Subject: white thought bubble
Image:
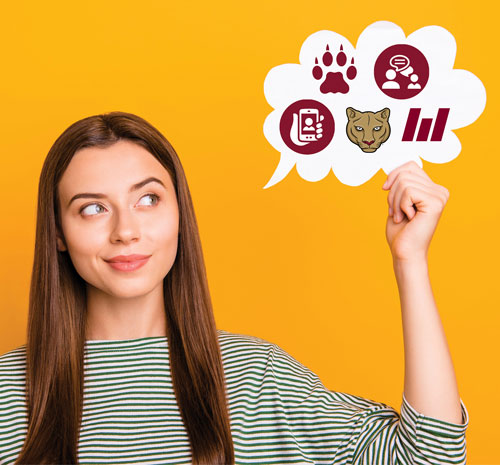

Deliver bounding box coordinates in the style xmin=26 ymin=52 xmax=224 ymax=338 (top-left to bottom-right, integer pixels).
xmin=262 ymin=21 xmax=486 ymax=188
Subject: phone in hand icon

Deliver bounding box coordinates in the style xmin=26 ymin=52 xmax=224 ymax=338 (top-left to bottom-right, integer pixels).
xmin=299 ymin=109 xmax=320 ymax=142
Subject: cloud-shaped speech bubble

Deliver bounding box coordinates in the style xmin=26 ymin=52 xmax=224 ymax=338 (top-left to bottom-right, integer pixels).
xmin=262 ymin=21 xmax=486 ymax=188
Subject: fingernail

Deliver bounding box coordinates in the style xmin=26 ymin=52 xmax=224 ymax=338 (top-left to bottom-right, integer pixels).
xmin=382 ymin=181 xmax=388 ymax=189
xmin=389 ymin=206 xmax=393 ymax=216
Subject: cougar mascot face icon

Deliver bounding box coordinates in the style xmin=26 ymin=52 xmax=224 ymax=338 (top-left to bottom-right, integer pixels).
xmin=346 ymin=107 xmax=391 ymax=153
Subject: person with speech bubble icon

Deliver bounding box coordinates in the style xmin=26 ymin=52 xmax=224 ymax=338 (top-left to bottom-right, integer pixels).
xmin=0 ymin=113 xmax=468 ymax=464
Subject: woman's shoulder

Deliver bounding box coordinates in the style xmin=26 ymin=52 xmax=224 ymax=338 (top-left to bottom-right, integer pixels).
xmin=216 ymin=329 xmax=280 ymax=370
xmin=0 ymin=344 xmax=27 ymax=386
xmin=216 ymin=328 xmax=310 ymax=365
xmin=0 ymin=344 xmax=27 ymax=431
xmin=0 ymin=344 xmax=26 ymax=369
xmin=216 ymin=329 xmax=317 ymax=381
xmin=216 ymin=329 xmax=279 ymax=357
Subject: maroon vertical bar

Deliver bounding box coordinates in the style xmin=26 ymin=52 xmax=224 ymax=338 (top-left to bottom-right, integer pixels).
xmin=430 ymin=108 xmax=450 ymax=141
xmin=402 ymin=108 xmax=421 ymax=141
xmin=416 ymin=119 xmax=432 ymax=141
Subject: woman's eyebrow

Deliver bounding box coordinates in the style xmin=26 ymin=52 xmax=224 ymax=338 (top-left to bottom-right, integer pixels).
xmin=67 ymin=177 xmax=166 ymax=207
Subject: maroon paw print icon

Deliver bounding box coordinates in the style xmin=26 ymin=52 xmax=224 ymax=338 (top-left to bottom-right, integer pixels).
xmin=312 ymin=44 xmax=357 ymax=94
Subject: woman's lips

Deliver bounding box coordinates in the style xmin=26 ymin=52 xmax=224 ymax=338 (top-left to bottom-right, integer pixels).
xmin=106 ymin=256 xmax=150 ymax=272
xmin=106 ymin=254 xmax=150 ymax=262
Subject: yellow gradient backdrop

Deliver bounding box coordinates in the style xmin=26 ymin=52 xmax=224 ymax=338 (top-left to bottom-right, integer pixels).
xmin=0 ymin=1 xmax=497 ymax=463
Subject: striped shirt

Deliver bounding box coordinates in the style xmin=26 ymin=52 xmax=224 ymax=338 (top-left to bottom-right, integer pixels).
xmin=0 ymin=329 xmax=469 ymax=464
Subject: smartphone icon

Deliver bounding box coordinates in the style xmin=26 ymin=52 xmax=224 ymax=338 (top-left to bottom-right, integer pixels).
xmin=299 ymin=108 xmax=319 ymax=142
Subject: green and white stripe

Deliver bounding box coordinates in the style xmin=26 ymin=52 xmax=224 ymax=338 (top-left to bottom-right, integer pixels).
xmin=0 ymin=330 xmax=469 ymax=464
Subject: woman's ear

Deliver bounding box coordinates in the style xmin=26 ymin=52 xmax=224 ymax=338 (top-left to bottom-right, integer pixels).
xmin=56 ymin=231 xmax=67 ymax=252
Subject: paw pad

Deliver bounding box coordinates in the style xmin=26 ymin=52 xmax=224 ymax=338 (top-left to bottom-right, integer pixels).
xmin=312 ymin=44 xmax=357 ymax=94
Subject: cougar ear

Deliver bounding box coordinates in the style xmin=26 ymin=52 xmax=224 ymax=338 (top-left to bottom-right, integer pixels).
xmin=346 ymin=107 xmax=357 ymax=120
xmin=379 ymin=108 xmax=390 ymax=120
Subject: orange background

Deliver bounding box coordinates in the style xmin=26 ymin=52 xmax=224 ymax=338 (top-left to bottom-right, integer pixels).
xmin=0 ymin=1 xmax=498 ymax=463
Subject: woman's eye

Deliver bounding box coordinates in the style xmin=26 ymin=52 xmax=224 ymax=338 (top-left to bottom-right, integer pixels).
xmin=138 ymin=193 xmax=160 ymax=206
xmin=81 ymin=204 xmax=105 ymax=216
xmin=80 ymin=194 xmax=159 ymax=217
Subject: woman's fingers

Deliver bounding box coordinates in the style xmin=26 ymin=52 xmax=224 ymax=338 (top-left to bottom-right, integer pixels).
xmin=388 ymin=174 xmax=435 ymax=222
xmin=398 ymin=186 xmax=428 ymax=222
xmin=383 ymin=161 xmax=433 ymax=191
xmin=383 ymin=162 xmax=450 ymax=223
xmin=389 ymin=175 xmax=449 ymax=223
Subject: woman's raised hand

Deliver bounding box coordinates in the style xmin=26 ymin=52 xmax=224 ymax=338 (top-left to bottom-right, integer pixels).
xmin=382 ymin=161 xmax=450 ymax=262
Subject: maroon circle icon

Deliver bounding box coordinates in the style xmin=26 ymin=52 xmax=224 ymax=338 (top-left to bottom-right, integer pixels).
xmin=279 ymin=100 xmax=334 ymax=155
xmin=374 ymin=44 xmax=429 ymax=99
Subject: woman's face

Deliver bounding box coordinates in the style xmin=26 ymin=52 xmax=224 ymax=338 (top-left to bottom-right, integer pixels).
xmin=56 ymin=139 xmax=179 ymax=299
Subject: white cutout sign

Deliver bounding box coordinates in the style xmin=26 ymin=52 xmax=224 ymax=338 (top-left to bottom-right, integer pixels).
xmin=263 ymin=21 xmax=486 ymax=188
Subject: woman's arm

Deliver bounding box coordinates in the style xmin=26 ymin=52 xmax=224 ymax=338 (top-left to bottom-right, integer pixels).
xmin=394 ymin=258 xmax=463 ymax=424
xmin=383 ymin=161 xmax=463 ymax=425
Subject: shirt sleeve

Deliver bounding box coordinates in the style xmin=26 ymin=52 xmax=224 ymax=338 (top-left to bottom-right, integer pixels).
xmin=267 ymin=342 xmax=469 ymax=465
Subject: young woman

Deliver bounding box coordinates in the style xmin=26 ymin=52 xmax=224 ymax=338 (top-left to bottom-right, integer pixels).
xmin=0 ymin=111 xmax=468 ymax=464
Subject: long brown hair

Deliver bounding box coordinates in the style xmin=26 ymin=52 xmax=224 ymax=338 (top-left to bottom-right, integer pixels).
xmin=15 ymin=111 xmax=235 ymax=464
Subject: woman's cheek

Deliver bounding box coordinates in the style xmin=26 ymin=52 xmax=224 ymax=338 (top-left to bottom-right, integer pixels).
xmin=152 ymin=216 xmax=179 ymax=269
xmin=149 ymin=207 xmax=178 ymax=239
xmin=64 ymin=223 xmax=105 ymax=273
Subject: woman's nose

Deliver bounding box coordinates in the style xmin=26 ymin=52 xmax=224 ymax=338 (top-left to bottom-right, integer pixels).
xmin=109 ymin=208 xmax=141 ymax=244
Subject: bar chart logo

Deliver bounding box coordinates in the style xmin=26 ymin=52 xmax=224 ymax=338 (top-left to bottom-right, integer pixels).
xmin=402 ymin=108 xmax=450 ymax=142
